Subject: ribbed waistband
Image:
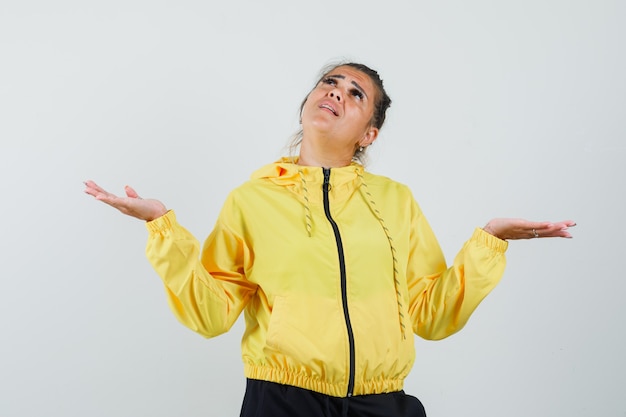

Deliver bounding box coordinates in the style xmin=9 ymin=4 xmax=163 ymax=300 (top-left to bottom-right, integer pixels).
xmin=244 ymin=364 xmax=405 ymax=397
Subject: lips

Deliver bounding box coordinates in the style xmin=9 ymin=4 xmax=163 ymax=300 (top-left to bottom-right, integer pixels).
xmin=319 ymin=101 xmax=338 ymax=116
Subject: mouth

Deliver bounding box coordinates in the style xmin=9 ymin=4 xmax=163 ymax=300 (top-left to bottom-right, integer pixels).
xmin=319 ymin=103 xmax=338 ymax=116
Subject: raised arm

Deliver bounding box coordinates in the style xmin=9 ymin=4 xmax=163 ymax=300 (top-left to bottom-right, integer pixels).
xmin=407 ymin=199 xmax=576 ymax=341
xmin=84 ymin=180 xmax=255 ymax=337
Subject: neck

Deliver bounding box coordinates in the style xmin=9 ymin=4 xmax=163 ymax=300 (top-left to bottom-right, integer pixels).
xmin=298 ymin=136 xmax=355 ymax=168
xmin=298 ymin=150 xmax=353 ymax=168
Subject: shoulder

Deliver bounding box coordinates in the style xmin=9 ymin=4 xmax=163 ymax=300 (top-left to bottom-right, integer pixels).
xmin=223 ymin=178 xmax=267 ymax=205
xmin=361 ymin=170 xmax=425 ymax=215
xmin=222 ymin=172 xmax=293 ymax=213
xmin=362 ymin=171 xmax=413 ymax=195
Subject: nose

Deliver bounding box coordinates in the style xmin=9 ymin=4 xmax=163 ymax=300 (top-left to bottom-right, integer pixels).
xmin=328 ymin=90 xmax=342 ymax=102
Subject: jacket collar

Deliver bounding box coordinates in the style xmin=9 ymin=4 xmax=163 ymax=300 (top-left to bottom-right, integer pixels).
xmin=251 ymin=157 xmax=364 ymax=188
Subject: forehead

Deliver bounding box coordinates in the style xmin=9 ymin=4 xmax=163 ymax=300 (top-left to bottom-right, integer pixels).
xmin=325 ymin=66 xmax=376 ymax=95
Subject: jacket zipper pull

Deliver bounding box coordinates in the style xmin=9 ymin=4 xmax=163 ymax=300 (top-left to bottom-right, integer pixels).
xmin=322 ymin=167 xmax=331 ymax=192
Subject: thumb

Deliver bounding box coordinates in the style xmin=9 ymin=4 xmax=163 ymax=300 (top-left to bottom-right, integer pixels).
xmin=124 ymin=185 xmax=140 ymax=199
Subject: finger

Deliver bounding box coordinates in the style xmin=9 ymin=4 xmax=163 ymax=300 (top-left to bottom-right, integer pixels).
xmin=537 ymin=220 xmax=576 ymax=231
xmin=523 ymin=223 xmax=550 ymax=238
xmin=516 ymin=221 xmax=552 ymax=233
xmin=84 ymin=180 xmax=107 ymax=194
xmin=84 ymin=186 xmax=110 ymax=199
xmin=124 ymin=185 xmax=140 ymax=199
xmin=531 ymin=222 xmax=554 ymax=231
xmin=546 ymin=222 xmax=576 ymax=234
xmin=96 ymin=193 xmax=124 ymax=207
xmin=84 ymin=186 xmax=99 ymax=198
xmin=84 ymin=180 xmax=116 ymax=200
xmin=536 ymin=225 xmax=570 ymax=237
xmin=83 ymin=180 xmax=100 ymax=197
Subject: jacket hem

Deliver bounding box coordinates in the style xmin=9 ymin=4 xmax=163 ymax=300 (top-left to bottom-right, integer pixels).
xmin=244 ymin=364 xmax=404 ymax=398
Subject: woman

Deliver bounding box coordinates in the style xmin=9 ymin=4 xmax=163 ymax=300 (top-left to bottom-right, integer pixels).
xmin=84 ymin=62 xmax=574 ymax=417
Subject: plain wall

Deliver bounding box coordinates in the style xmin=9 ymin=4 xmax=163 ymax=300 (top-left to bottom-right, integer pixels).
xmin=1 ymin=1 xmax=624 ymax=416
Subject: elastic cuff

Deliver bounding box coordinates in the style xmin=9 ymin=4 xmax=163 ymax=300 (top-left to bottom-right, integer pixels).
xmin=145 ymin=210 xmax=176 ymax=234
xmin=473 ymin=227 xmax=509 ymax=253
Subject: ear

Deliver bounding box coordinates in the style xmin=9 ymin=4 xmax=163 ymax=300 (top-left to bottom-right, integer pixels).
xmin=359 ymin=126 xmax=379 ymax=147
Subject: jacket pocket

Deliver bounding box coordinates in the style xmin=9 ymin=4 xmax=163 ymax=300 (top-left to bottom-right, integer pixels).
xmin=265 ymin=295 xmax=346 ymax=374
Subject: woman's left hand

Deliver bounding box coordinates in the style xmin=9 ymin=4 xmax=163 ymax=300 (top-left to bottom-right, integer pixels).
xmin=482 ymin=218 xmax=576 ymax=240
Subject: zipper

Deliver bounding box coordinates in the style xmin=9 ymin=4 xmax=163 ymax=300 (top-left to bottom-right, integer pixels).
xmin=322 ymin=167 xmax=356 ymax=397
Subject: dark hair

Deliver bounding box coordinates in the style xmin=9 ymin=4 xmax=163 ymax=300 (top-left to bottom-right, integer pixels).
xmin=289 ymin=62 xmax=392 ymax=164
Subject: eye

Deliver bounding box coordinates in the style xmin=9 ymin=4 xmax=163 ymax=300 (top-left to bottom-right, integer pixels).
xmin=321 ymin=77 xmax=337 ymax=86
xmin=350 ymin=89 xmax=364 ymax=101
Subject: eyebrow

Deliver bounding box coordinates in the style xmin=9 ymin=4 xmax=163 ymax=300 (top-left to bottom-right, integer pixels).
xmin=327 ymin=74 xmax=368 ymax=99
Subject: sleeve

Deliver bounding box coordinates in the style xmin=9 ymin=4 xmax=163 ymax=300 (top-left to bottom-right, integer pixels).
xmin=145 ymin=209 xmax=257 ymax=338
xmin=406 ymin=199 xmax=508 ymax=340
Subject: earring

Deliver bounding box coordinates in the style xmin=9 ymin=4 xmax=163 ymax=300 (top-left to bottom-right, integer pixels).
xmin=359 ymin=146 xmax=364 ymax=152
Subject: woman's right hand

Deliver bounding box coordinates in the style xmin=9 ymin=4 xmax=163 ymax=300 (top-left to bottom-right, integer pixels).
xmin=84 ymin=180 xmax=168 ymax=222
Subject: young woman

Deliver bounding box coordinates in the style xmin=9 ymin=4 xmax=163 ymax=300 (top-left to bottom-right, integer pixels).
xmin=85 ymin=62 xmax=574 ymax=417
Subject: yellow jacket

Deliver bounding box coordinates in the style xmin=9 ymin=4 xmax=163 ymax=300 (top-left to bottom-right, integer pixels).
xmin=145 ymin=158 xmax=508 ymax=397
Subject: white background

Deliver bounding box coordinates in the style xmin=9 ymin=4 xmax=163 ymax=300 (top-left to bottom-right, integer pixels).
xmin=1 ymin=1 xmax=624 ymax=416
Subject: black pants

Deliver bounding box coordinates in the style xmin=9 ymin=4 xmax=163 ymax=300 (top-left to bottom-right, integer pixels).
xmin=240 ymin=379 xmax=427 ymax=417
